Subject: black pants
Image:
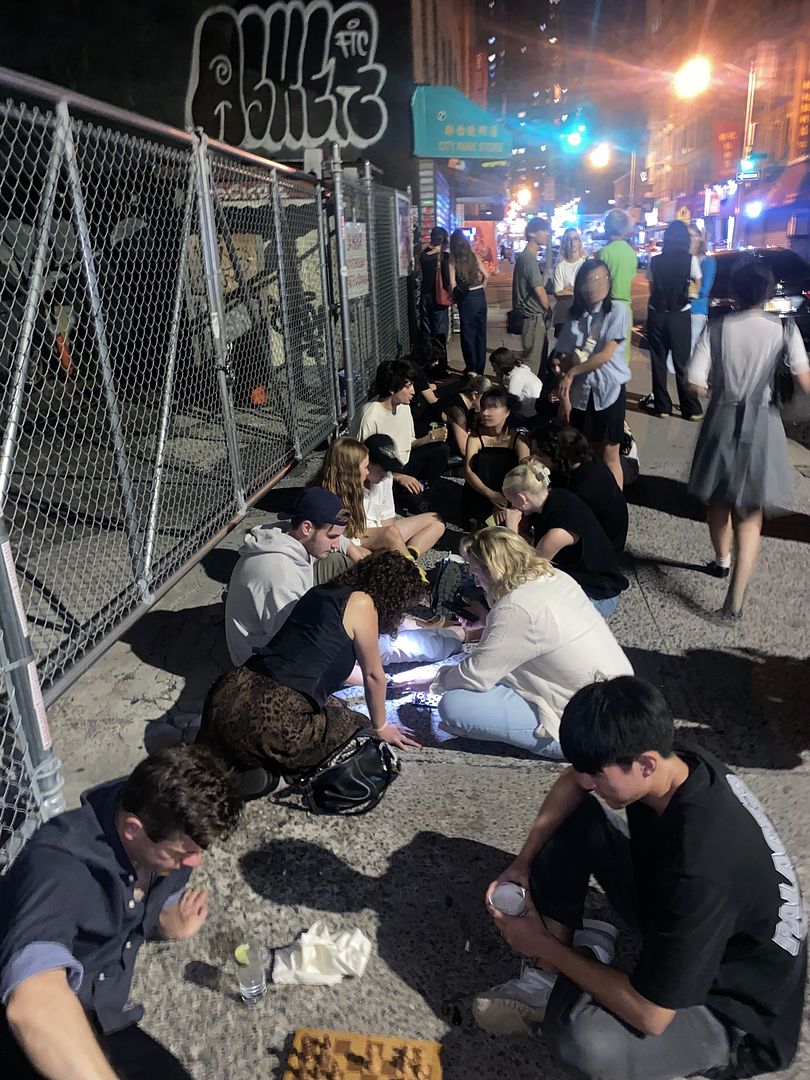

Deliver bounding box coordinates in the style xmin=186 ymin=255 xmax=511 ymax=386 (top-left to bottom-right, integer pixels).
xmin=532 ymin=797 xmax=731 ymax=1080
xmin=646 ymin=308 xmax=702 ymax=419
xmin=0 ymin=1017 xmax=192 ymax=1080
xmin=394 ymin=441 xmax=450 ymax=514
xmin=456 ymin=288 xmax=487 ymax=374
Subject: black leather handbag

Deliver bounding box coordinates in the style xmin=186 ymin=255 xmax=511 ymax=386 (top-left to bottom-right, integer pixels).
xmin=280 ymin=730 xmax=401 ymax=815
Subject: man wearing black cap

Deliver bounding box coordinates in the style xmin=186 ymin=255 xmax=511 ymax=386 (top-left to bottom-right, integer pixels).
xmin=512 ymin=218 xmax=551 ymax=376
xmin=225 ymin=488 xmax=351 ymax=666
xmin=363 ymin=435 xmax=446 ymax=558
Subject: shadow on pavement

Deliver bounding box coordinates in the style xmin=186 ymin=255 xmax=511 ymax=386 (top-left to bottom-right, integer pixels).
xmin=627 ymin=644 xmax=809 ymax=770
xmin=240 ymin=832 xmax=557 ymax=1080
xmin=624 ymin=475 xmax=704 ymax=521
xmin=201 ymin=548 xmax=239 ymax=585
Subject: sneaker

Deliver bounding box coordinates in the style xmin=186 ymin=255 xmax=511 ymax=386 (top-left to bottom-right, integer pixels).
xmin=684 ymin=412 xmax=704 ymax=422
xmin=431 ymin=557 xmax=464 ymax=618
xmin=573 ymin=919 xmax=618 ymax=964
xmin=705 ymin=560 xmax=730 ymax=579
xmin=473 ymin=961 xmax=558 ymax=1034
xmin=641 ymin=400 xmax=671 ymax=418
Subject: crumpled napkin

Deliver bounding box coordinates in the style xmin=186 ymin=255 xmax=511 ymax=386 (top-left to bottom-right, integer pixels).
xmin=271 ymin=920 xmax=372 ymax=985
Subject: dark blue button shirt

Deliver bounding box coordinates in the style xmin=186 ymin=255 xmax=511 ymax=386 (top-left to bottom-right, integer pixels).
xmin=0 ymin=779 xmax=190 ymax=1033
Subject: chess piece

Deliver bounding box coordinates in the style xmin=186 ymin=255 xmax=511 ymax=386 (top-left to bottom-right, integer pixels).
xmin=365 ymin=1041 xmax=383 ymax=1074
xmin=317 ymin=1036 xmax=336 ymax=1072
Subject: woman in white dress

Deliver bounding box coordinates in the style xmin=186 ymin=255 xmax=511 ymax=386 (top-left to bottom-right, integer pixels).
xmin=552 ymin=228 xmax=586 ymax=338
xmin=687 ymin=260 xmax=810 ymax=616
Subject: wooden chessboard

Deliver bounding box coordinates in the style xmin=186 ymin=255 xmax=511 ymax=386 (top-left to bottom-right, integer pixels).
xmin=283 ymin=1026 xmax=442 ymax=1080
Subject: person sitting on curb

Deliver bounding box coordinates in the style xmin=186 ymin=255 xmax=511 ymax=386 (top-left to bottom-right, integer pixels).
xmin=0 ymin=746 xmax=241 ymax=1080
xmin=349 ymin=359 xmax=451 ymax=514
xmin=530 ymin=420 xmax=628 ymax=552
xmin=200 ymin=553 xmax=432 ymax=793
xmin=474 ymin=676 xmax=807 ymax=1080
xmin=395 ymin=528 xmax=632 ymax=757
xmin=225 ymin=488 xmax=464 ymax=674
xmin=502 ymin=460 xmax=628 ymax=618
xmin=489 ymin=347 xmax=544 ymax=428
xmin=312 ymin=436 xmax=446 ymax=559
xmin=225 ymin=487 xmax=352 ymax=667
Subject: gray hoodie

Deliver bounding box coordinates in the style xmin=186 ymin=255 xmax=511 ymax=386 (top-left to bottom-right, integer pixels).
xmin=224 ymin=525 xmax=314 ymax=666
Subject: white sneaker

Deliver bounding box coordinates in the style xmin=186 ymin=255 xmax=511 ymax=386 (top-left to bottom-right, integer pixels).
xmin=472 ymin=961 xmax=558 ymax=1035
xmin=573 ymin=918 xmax=618 ymax=965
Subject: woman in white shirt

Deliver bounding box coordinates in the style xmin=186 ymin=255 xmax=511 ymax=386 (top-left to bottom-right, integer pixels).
xmin=687 ymin=259 xmax=810 ymax=616
xmin=552 ymin=227 xmax=586 ymax=337
xmin=428 ymin=528 xmax=633 ymax=757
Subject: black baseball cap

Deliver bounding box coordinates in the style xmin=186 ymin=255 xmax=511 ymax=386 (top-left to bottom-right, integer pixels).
xmin=364 ymin=434 xmax=406 ymax=473
xmin=281 ymin=487 xmax=350 ymax=526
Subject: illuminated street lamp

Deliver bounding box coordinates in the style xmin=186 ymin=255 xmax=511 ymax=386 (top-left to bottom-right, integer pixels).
xmin=673 ymin=56 xmax=712 ymax=99
xmin=515 ymin=187 xmax=532 ymax=207
xmin=589 ymin=142 xmax=611 ymax=169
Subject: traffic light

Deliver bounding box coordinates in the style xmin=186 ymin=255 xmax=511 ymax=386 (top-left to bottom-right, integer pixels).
xmin=561 ymin=122 xmax=588 ymax=150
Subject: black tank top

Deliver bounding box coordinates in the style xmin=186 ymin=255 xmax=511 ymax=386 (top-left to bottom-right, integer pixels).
xmin=248 ymin=583 xmax=356 ymax=708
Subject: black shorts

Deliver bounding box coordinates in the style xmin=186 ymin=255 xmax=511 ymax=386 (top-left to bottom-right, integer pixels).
xmin=571 ymin=387 xmax=625 ymax=445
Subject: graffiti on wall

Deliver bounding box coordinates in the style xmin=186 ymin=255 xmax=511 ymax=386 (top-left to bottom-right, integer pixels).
xmin=185 ymin=1 xmax=389 ymax=155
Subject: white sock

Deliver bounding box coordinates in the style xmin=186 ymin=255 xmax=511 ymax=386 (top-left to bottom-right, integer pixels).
xmin=715 ymin=554 xmax=731 ymax=568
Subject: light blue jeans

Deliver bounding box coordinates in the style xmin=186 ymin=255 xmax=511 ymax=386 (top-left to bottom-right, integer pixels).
xmin=591 ymin=595 xmax=620 ymax=618
xmin=438 ymin=685 xmax=566 ymax=759
xmin=379 ymin=629 xmax=462 ymax=665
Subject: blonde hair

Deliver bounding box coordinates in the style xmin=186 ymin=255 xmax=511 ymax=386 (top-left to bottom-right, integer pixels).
xmin=688 ymin=224 xmax=707 ymax=257
xmin=311 ymin=437 xmax=367 ymax=538
xmin=468 ymin=374 xmax=493 ymax=396
xmin=502 ymin=459 xmax=551 ymax=499
xmin=460 ymin=526 xmax=554 ymax=602
xmin=561 ymin=228 xmax=584 ymax=262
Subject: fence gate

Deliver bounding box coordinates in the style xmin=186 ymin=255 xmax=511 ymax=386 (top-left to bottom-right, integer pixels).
xmin=0 ymin=69 xmax=411 ymax=867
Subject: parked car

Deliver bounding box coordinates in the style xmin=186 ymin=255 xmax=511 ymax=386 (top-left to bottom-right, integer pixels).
xmin=709 ymin=247 xmax=810 ymax=349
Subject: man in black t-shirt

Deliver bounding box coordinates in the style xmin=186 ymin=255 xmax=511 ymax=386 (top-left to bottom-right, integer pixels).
xmin=475 ymin=676 xmax=807 ymax=1080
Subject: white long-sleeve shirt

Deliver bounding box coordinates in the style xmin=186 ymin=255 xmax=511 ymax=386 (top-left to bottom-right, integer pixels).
xmin=432 ymin=571 xmax=633 ymax=739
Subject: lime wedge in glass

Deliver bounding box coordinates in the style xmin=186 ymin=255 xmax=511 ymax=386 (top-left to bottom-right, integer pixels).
xmin=234 ymin=943 xmax=251 ymax=966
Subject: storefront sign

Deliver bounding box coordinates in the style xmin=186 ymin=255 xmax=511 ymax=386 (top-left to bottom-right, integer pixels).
xmin=344 ymin=222 xmax=369 ymax=299
xmin=712 ymin=122 xmax=742 ymax=183
xmin=411 ymin=86 xmax=511 ymax=159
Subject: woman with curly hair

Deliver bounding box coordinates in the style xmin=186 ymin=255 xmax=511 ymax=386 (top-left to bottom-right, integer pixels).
xmin=312 ymin=436 xmax=445 ymax=557
xmin=198 ymin=552 xmax=427 ymax=793
xmin=402 ymin=527 xmax=631 ymax=757
xmin=530 ymin=420 xmax=628 ymax=552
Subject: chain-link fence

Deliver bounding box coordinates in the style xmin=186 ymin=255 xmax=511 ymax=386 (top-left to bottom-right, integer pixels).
xmin=0 ymin=69 xmax=412 ymax=867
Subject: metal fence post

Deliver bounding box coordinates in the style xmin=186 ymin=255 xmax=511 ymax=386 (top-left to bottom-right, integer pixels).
xmin=0 ymin=107 xmax=67 ymax=511
xmin=193 ymin=133 xmax=246 ymax=513
xmin=140 ymin=163 xmax=196 ymax=588
xmin=362 ymin=161 xmax=381 ymax=364
xmin=59 ymin=102 xmax=147 ymax=597
xmin=270 ymin=170 xmax=302 ymax=460
xmin=330 ymin=143 xmax=356 ymax=420
xmin=0 ymin=512 xmax=65 ymax=821
xmin=390 ymin=189 xmax=407 ymax=356
xmin=315 ymin=177 xmax=340 ymax=429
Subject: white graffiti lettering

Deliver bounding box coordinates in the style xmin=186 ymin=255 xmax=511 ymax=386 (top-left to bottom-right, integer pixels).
xmin=726 ymin=774 xmax=808 ymax=957
xmin=185 ymin=1 xmax=388 ymax=155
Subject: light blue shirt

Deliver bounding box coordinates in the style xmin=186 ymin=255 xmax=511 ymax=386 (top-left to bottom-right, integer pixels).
xmin=555 ymin=301 xmax=631 ymax=411
xmin=690 ymin=255 xmax=716 ymax=316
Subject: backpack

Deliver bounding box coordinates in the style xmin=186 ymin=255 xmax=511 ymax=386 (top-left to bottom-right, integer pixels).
xmin=276 ymin=729 xmax=400 ymax=815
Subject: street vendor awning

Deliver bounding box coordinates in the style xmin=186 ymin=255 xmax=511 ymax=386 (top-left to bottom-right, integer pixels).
xmin=411 ymin=86 xmax=511 ymax=160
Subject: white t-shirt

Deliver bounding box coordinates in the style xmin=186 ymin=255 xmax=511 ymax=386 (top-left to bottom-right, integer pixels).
xmin=553 ymin=256 xmax=586 ymax=294
xmin=349 ymin=400 xmax=414 ymax=465
xmin=363 ymin=473 xmax=396 ymax=528
xmin=688 ymin=310 xmax=810 ymax=405
xmin=506 ymin=365 xmax=544 ymax=418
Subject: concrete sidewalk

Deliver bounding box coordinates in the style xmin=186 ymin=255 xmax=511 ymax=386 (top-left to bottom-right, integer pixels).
xmin=46 ymin=342 xmax=810 ymax=1079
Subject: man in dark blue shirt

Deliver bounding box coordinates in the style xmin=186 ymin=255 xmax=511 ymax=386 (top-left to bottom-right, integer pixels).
xmin=0 ymin=746 xmax=241 ymax=1080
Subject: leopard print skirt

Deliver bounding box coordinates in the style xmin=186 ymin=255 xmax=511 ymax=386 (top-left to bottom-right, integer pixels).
xmin=198 ymin=665 xmax=364 ymax=778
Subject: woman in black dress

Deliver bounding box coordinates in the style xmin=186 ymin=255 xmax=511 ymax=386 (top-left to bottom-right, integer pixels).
xmin=462 ymin=387 xmax=530 ymax=528
xmin=198 ymin=553 xmax=425 ymax=793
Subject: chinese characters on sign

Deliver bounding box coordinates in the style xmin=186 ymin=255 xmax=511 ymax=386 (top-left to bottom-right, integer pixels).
xmin=712 ymin=121 xmax=742 ymax=181
xmin=797 ymin=76 xmax=810 ymax=158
